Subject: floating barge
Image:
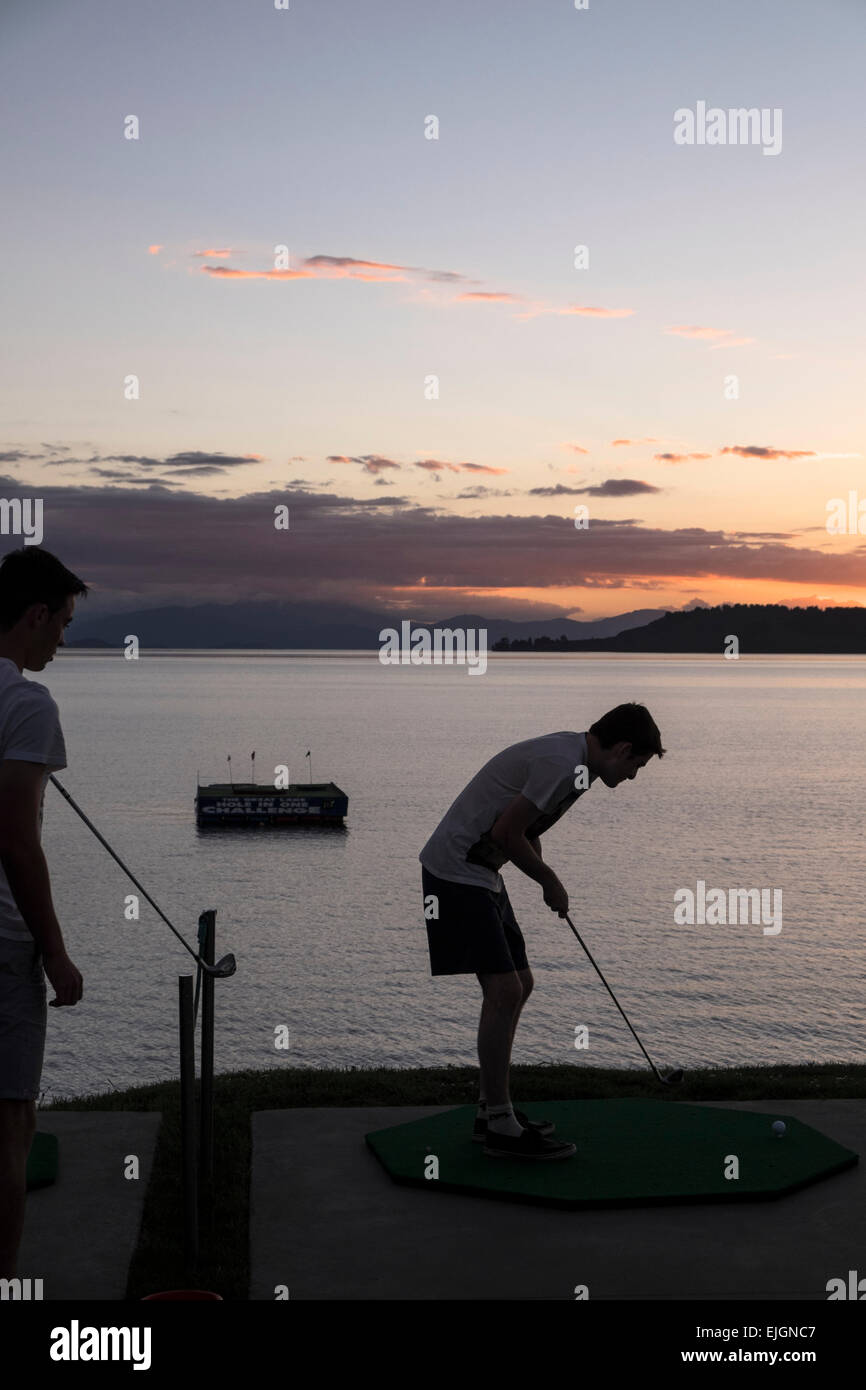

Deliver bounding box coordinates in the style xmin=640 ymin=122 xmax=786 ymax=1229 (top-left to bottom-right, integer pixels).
xmin=195 ymin=781 xmax=348 ymax=828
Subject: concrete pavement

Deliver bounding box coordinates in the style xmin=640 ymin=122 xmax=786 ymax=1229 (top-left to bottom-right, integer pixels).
xmin=249 ymin=1100 xmax=864 ymax=1300
xmin=13 ymin=1112 xmax=161 ymax=1300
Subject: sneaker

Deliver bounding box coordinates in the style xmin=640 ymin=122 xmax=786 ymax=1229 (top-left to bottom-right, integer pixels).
xmin=483 ymin=1126 xmax=576 ymax=1161
xmin=472 ymin=1108 xmax=555 ymax=1143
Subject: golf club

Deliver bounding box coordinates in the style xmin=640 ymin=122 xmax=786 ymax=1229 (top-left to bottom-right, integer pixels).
xmin=49 ymin=774 xmax=237 ymax=978
xmin=564 ymin=912 xmax=681 ymax=1087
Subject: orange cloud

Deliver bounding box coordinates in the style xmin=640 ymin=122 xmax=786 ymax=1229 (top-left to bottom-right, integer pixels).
xmin=530 ymin=479 xmax=661 ymax=498
xmin=654 ymin=452 xmax=712 ymax=463
xmin=456 ymin=291 xmax=521 ymax=303
xmin=303 ymin=255 xmax=408 ymax=281
xmin=561 ymin=443 xmax=591 ymax=454
xmin=200 ymin=255 xmax=415 ymax=284
xmin=612 ymin=438 xmax=659 ymax=446
xmin=457 ymin=462 xmax=509 ymax=475
xmin=182 ymin=247 xmax=642 ymax=319
xmin=665 ymin=325 xmax=756 ymax=348
xmin=326 ymin=453 xmax=509 ymax=477
xmin=197 ymin=253 xmax=475 ymax=286
xmin=414 ymin=459 xmax=509 ymax=475
xmin=720 ymin=446 xmax=817 ymax=460
xmin=558 ymin=305 xmax=634 ymax=318
xmin=148 ymin=244 xmax=164 ymax=255
xmin=201 ymin=265 xmax=312 ymax=281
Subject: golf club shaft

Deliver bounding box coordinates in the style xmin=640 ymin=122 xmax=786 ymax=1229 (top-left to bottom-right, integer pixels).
xmin=49 ymin=773 xmax=208 ymax=972
xmin=564 ymin=912 xmax=665 ymax=1082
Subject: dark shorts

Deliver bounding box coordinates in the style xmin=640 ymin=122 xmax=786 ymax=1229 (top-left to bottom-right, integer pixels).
xmin=421 ymin=865 xmax=529 ymax=976
xmin=0 ymin=940 xmax=47 ymax=1101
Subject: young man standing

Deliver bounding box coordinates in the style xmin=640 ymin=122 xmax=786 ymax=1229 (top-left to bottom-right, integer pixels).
xmin=420 ymin=703 xmax=664 ymax=1161
xmin=0 ymin=547 xmax=88 ymax=1277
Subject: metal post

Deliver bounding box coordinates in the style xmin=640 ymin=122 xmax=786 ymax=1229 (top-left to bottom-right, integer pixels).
xmin=198 ymin=910 xmax=216 ymax=1217
xmin=179 ymin=975 xmax=198 ymax=1267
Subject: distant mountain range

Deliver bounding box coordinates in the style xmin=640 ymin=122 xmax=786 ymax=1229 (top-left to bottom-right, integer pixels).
xmin=67 ymin=600 xmax=670 ymax=649
xmin=495 ymin=604 xmax=866 ymax=653
xmin=67 ymin=599 xmax=866 ymax=653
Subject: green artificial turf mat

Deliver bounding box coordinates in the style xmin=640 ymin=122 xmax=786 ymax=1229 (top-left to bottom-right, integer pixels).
xmin=365 ymin=1101 xmax=858 ymax=1209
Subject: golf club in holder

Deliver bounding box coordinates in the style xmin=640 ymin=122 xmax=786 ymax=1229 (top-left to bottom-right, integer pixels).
xmin=180 ymin=908 xmax=226 ymax=1267
xmin=49 ymin=776 xmax=237 ymax=1266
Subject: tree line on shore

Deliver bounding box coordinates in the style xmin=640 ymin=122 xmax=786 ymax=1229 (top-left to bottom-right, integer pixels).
xmin=492 ymin=604 xmax=866 ymax=653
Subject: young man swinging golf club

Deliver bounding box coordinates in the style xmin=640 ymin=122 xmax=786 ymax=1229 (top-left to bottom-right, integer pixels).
xmin=420 ymin=703 xmax=665 ymax=1161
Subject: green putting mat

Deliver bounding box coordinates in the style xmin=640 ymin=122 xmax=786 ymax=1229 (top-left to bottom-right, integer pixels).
xmin=365 ymin=1101 xmax=858 ymax=1209
xmin=26 ymin=1130 xmax=59 ymax=1190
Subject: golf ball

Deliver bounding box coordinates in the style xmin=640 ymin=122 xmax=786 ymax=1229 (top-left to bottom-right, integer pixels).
xmin=772 ymin=1120 xmax=786 ymax=1138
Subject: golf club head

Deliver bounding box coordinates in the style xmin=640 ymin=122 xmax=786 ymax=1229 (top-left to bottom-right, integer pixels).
xmin=663 ymin=1068 xmax=684 ymax=1086
xmin=209 ymin=953 xmax=237 ymax=978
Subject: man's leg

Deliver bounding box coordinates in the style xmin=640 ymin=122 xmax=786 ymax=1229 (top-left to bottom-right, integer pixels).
xmin=509 ymin=967 xmax=533 ymax=1048
xmin=0 ymin=1099 xmax=36 ymax=1278
xmin=476 ymin=970 xmax=524 ymax=1108
xmin=477 ymin=967 xmax=533 ymax=1104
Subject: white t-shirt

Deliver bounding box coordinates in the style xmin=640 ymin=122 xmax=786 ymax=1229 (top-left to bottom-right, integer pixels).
xmin=419 ymin=730 xmax=591 ymax=891
xmin=0 ymin=656 xmax=67 ymax=944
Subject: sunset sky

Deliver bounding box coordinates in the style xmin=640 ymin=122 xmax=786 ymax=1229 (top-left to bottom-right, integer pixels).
xmin=2 ymin=0 xmax=865 ymax=621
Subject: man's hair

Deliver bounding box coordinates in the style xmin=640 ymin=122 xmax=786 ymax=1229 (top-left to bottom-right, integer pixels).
xmin=0 ymin=547 xmax=89 ymax=633
xmin=589 ymin=702 xmax=665 ymax=758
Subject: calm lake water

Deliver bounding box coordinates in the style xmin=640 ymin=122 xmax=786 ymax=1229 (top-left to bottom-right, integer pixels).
xmin=31 ymin=652 xmax=866 ymax=1101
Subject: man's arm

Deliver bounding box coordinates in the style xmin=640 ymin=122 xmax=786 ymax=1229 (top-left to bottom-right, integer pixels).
xmin=0 ymin=760 xmax=82 ymax=1003
xmin=489 ymin=794 xmax=567 ymax=914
